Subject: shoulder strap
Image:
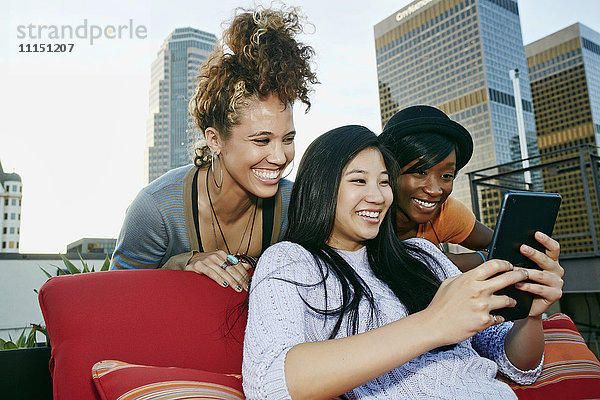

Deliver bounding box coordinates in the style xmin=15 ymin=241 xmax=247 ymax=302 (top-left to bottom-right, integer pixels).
xmin=261 ymin=195 xmax=275 ymax=252
xmin=191 ymin=168 xmax=204 ymax=252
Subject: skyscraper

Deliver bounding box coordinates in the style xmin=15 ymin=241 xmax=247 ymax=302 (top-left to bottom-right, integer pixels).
xmin=0 ymin=161 xmax=22 ymax=253
xmin=526 ymin=23 xmax=600 ymax=254
xmin=145 ymin=28 xmax=217 ymax=183
xmin=374 ymin=0 xmax=539 ymax=216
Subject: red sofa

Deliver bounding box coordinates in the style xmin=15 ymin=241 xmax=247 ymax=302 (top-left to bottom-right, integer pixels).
xmin=39 ymin=270 xmax=246 ymax=400
xmin=39 ymin=269 xmax=600 ymax=400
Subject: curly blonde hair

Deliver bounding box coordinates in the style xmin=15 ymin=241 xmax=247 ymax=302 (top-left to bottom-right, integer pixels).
xmin=189 ymin=5 xmax=318 ymax=167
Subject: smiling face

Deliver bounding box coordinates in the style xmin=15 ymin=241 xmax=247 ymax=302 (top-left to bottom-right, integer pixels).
xmin=396 ymin=150 xmax=456 ymax=230
xmin=209 ymin=93 xmax=295 ymax=198
xmin=327 ymin=147 xmax=393 ymax=251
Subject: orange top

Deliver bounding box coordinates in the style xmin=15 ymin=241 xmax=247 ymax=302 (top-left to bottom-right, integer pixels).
xmin=416 ymin=196 xmax=476 ymax=246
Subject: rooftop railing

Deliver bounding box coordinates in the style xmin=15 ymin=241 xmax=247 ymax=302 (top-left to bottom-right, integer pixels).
xmin=468 ymin=144 xmax=600 ymax=256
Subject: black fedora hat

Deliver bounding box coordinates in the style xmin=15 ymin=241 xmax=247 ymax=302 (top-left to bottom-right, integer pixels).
xmin=380 ymin=105 xmax=473 ymax=171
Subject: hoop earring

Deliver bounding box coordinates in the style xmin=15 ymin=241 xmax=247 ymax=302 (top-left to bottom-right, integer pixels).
xmin=281 ymin=159 xmax=295 ymax=179
xmin=211 ymin=153 xmax=223 ymax=188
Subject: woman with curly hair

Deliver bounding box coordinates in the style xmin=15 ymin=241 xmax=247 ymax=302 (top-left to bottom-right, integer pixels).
xmin=111 ymin=5 xmax=317 ymax=294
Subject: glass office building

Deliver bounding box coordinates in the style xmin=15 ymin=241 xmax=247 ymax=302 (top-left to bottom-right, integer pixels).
xmin=374 ymin=0 xmax=539 ymax=218
xmin=526 ymin=23 xmax=600 ymax=254
xmin=145 ymin=28 xmax=217 ymax=183
xmin=525 ymin=24 xmax=600 ymax=347
xmin=527 ymin=23 xmax=600 ymax=158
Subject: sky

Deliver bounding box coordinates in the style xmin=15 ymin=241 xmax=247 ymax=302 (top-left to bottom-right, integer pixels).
xmin=1 ymin=0 xmax=599 ymax=254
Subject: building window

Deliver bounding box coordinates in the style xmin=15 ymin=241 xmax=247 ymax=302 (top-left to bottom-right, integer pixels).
xmin=11 ymin=213 xmax=15 ymax=220
xmin=2 ymin=228 xmax=6 ymax=234
xmin=3 ymin=213 xmax=6 ymax=220
xmin=16 ymin=242 xmax=19 ymax=248
xmin=8 ymin=241 xmax=14 ymax=248
xmin=11 ymin=199 xmax=17 ymax=206
xmin=10 ymin=227 xmax=14 ymax=234
xmin=4 ymin=199 xmax=7 ymax=206
xmin=2 ymin=242 xmax=5 ymax=249
xmin=12 ymin=185 xmax=17 ymax=192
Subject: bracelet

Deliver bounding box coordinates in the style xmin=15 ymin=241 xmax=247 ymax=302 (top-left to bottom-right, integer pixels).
xmin=475 ymin=251 xmax=487 ymax=263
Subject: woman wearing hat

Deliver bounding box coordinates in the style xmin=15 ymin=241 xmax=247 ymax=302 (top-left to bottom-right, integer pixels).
xmin=379 ymin=105 xmax=493 ymax=271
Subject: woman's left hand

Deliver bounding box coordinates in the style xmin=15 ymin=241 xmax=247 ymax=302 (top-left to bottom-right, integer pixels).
xmin=515 ymin=231 xmax=564 ymax=317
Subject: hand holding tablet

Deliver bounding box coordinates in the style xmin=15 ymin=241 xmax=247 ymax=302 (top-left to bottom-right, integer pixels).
xmin=487 ymin=191 xmax=562 ymax=321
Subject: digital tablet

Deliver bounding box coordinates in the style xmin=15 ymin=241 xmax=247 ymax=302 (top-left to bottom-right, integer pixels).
xmin=488 ymin=191 xmax=562 ymax=321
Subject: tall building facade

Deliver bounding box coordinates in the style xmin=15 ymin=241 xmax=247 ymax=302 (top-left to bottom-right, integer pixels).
xmin=526 ymin=23 xmax=600 ymax=254
xmin=0 ymin=161 xmax=22 ymax=253
xmin=145 ymin=28 xmax=217 ymax=183
xmin=374 ymin=0 xmax=540 ymax=221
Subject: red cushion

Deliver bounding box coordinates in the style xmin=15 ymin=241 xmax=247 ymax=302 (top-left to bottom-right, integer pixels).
xmin=39 ymin=270 xmax=247 ymax=400
xmin=502 ymin=313 xmax=600 ymax=399
xmin=92 ymin=360 xmax=244 ymax=400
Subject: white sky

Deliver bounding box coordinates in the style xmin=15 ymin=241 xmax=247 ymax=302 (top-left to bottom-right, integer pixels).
xmin=1 ymin=0 xmax=599 ymax=253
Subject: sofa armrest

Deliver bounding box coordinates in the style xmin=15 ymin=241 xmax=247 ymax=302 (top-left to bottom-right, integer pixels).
xmin=500 ymin=313 xmax=600 ymax=399
xmin=39 ymin=269 xmax=247 ymax=400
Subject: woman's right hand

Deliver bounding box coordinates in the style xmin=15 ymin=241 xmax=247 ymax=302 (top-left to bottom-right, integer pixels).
xmin=185 ymin=250 xmax=251 ymax=292
xmin=424 ymin=259 xmax=529 ymax=346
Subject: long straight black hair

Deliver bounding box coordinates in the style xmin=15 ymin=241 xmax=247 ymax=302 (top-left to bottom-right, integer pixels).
xmin=284 ymin=125 xmax=446 ymax=339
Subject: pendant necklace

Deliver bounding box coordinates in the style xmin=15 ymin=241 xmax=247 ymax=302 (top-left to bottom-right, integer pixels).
xmin=206 ymin=166 xmax=257 ymax=256
xmin=426 ymin=221 xmax=445 ymax=252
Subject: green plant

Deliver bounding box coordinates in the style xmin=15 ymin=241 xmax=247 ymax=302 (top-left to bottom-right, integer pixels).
xmin=40 ymin=253 xmax=110 ymax=278
xmin=0 ymin=324 xmax=48 ymax=350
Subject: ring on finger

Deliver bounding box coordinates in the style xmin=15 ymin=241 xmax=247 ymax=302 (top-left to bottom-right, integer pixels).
xmin=491 ymin=314 xmax=500 ymax=325
xmin=227 ymin=255 xmax=239 ymax=265
xmin=220 ymin=255 xmax=240 ymax=270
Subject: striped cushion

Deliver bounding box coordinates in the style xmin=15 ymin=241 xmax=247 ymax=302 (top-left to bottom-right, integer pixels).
xmin=501 ymin=313 xmax=600 ymax=399
xmin=92 ymin=360 xmax=244 ymax=400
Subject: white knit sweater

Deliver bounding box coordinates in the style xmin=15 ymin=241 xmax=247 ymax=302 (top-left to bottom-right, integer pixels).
xmin=242 ymin=238 xmax=542 ymax=399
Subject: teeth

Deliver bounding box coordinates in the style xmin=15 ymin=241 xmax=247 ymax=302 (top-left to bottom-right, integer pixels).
xmin=357 ymin=210 xmax=380 ymax=218
xmin=252 ymin=169 xmax=280 ymax=180
xmin=413 ymin=198 xmax=436 ymax=208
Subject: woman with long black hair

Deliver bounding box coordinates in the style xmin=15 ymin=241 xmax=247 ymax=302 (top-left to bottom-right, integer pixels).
xmin=242 ymin=125 xmax=563 ymax=399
